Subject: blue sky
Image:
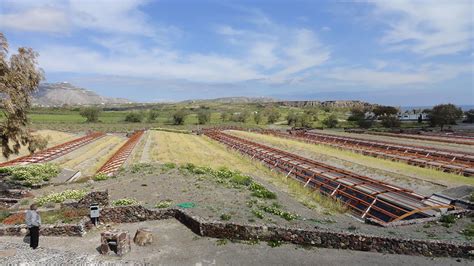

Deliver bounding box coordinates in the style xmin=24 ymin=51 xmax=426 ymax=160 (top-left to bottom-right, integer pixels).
xmin=1 ymin=0 xmax=473 ymax=105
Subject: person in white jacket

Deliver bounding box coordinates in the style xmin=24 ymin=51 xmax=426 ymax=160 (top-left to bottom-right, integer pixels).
xmin=25 ymin=204 xmax=41 ymax=249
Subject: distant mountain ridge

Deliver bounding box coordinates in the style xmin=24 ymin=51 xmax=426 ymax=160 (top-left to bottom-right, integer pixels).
xmin=180 ymin=96 xmax=278 ymax=104
xmin=33 ymin=82 xmax=133 ymax=106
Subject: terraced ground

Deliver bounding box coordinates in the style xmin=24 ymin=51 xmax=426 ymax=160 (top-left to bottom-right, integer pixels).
xmin=0 ymin=130 xmax=78 ymax=163
xmin=51 ymin=134 xmax=127 ymax=176
xmin=227 ymin=130 xmax=473 ymax=192
xmin=310 ymin=129 xmax=473 ymax=154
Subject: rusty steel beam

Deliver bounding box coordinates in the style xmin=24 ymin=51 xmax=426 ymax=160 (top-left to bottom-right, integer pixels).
xmin=0 ymin=132 xmax=106 ymax=167
xmin=96 ymin=130 xmax=145 ymax=176
xmin=257 ymin=129 xmax=474 ymax=177
xmin=366 ymin=131 xmax=474 ymax=146
xmin=204 ymin=129 xmax=454 ymax=225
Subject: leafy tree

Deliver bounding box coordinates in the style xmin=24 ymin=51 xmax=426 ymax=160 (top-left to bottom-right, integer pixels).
xmin=266 ymin=108 xmax=281 ymax=124
xmin=373 ymin=105 xmax=398 ymax=117
xmin=296 ymin=113 xmax=313 ymax=128
xmin=381 ymin=116 xmax=401 ymax=128
xmin=286 ymin=111 xmax=298 ymax=126
xmin=304 ymin=108 xmax=320 ymax=121
xmin=427 ymin=104 xmax=463 ymax=130
xmin=80 ymin=107 xmax=101 ymax=123
xmin=464 ymin=109 xmax=474 ymax=123
xmin=231 ymin=110 xmax=250 ymax=123
xmin=253 ymin=111 xmax=263 ymax=124
xmin=348 ymin=107 xmax=373 ymax=128
xmin=147 ymin=109 xmax=159 ymax=122
xmin=125 ymin=112 xmax=143 ymax=123
xmin=172 ymin=109 xmax=187 ymax=125
xmin=197 ymin=109 xmax=211 ymax=125
xmin=322 ymin=115 xmax=338 ymax=128
xmin=0 ymin=33 xmax=47 ymax=158
xmin=221 ymin=111 xmax=232 ymax=122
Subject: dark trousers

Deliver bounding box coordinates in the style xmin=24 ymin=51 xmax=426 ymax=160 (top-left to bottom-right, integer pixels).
xmin=29 ymin=226 xmax=39 ymax=249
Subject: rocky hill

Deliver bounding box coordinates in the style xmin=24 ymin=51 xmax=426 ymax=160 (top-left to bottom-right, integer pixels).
xmin=181 ymin=96 xmax=277 ymax=104
xmin=32 ymin=82 xmax=132 ymax=107
xmin=276 ymin=100 xmax=375 ymax=109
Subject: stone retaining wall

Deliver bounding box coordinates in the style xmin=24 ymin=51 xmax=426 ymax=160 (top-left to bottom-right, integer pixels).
xmin=0 ymin=217 xmax=87 ymax=237
xmin=2 ymin=202 xmax=472 ymax=258
xmin=96 ymin=206 xmax=474 ymax=258
xmin=61 ymin=190 xmax=109 ymax=209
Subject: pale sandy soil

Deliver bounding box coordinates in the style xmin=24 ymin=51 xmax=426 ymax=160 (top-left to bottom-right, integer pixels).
xmin=51 ymin=134 xmax=127 ymax=176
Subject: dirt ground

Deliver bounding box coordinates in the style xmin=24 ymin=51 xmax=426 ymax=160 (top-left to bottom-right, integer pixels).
xmin=31 ymin=165 xmax=474 ymax=244
xmin=1 ymin=219 xmax=470 ymax=265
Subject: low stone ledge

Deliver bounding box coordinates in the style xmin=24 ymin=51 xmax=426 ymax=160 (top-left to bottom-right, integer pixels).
xmin=0 ymin=217 xmax=87 ymax=237
xmin=99 ymin=205 xmax=175 ymax=223
xmin=2 ymin=203 xmax=472 ymax=258
xmin=93 ymin=205 xmax=474 ymax=258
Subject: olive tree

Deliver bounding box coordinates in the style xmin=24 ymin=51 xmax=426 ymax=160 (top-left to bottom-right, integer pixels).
xmin=427 ymin=104 xmax=463 ymax=130
xmin=80 ymin=107 xmax=101 ymax=122
xmin=0 ymin=33 xmax=47 ymax=158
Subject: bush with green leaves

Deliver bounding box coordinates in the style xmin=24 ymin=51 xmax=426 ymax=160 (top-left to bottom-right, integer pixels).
xmin=36 ymin=189 xmax=87 ymax=206
xmin=155 ymin=200 xmax=173 ymax=208
xmin=258 ymin=203 xmax=298 ymax=221
xmin=2 ymin=163 xmax=60 ymax=186
xmin=249 ymin=182 xmax=276 ymax=199
xmin=112 ymin=198 xmax=139 ymax=206
xmin=93 ymin=172 xmax=110 ymax=181
xmin=129 ymin=163 xmax=156 ymax=174
xmin=180 ymin=164 xmax=276 ymax=199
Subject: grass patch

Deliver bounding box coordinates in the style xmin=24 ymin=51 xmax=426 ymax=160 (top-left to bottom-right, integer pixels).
xmin=216 ymin=239 xmax=228 ymax=246
xmin=161 ymin=162 xmax=176 ymax=171
xmin=0 ymin=210 xmax=11 ymax=223
xmin=251 ymin=209 xmax=265 ymax=219
xmin=155 ymin=200 xmax=173 ymax=208
xmin=220 ymin=213 xmax=232 ymax=221
xmin=258 ymin=203 xmax=298 ymax=221
xmin=129 ymin=163 xmax=157 ymax=174
xmin=41 ymin=208 xmax=88 ymax=224
xmin=179 ymin=164 xmax=276 ymax=199
xmin=36 ymin=189 xmax=87 ymax=206
xmin=461 ymin=224 xmax=474 ymax=240
xmin=112 ymin=198 xmax=139 ymax=206
xmin=0 ymin=163 xmax=60 ymax=187
xmin=267 ymin=240 xmax=283 ymax=247
xmin=439 ymin=214 xmax=457 ymax=227
xmin=93 ymin=172 xmax=111 ymax=181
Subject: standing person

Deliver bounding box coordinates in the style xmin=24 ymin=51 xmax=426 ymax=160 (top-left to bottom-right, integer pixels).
xmin=25 ymin=204 xmax=41 ymax=249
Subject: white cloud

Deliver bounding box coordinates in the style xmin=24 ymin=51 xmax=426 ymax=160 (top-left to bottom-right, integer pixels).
xmin=372 ymin=0 xmax=473 ymax=56
xmin=0 ymin=7 xmax=68 ymax=33
xmin=321 ymin=63 xmax=472 ymax=88
xmin=38 ymin=45 xmax=262 ymax=83
xmin=0 ymin=0 xmax=176 ymax=38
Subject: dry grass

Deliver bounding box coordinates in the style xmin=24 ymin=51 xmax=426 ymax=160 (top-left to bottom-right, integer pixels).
xmin=56 ymin=135 xmax=126 ymax=175
xmin=0 ymin=130 xmax=78 ymax=163
xmin=147 ymin=131 xmax=345 ymax=214
xmin=311 ymin=129 xmax=472 ymax=153
xmin=229 ymin=130 xmax=474 ymax=187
